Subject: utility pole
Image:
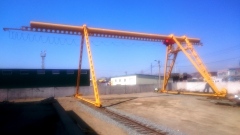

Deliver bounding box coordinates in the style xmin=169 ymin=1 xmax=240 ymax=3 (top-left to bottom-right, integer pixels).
xmin=155 ymin=60 xmax=161 ymax=89
xmin=174 ymin=62 xmax=177 ymax=73
xmin=151 ymin=63 xmax=153 ymax=75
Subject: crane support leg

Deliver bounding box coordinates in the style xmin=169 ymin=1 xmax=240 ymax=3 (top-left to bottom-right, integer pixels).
xmin=162 ymin=45 xmax=179 ymax=92
xmin=170 ymin=35 xmax=226 ymax=97
xmin=75 ymin=35 xmax=84 ymax=96
xmin=75 ymin=25 xmax=101 ymax=107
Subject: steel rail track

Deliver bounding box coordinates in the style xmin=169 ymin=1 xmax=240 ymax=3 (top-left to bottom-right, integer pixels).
xmin=81 ymin=101 xmax=167 ymax=135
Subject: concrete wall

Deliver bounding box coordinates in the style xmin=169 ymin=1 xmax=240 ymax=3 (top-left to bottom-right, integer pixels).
xmin=0 ymin=84 xmax=157 ymax=101
xmin=0 ymin=87 xmax=75 ymax=101
xmin=137 ymin=77 xmax=159 ymax=85
xmin=171 ymin=82 xmax=240 ymax=94
xmin=1 ymin=82 xmax=240 ymax=101
xmin=77 ymin=84 xmax=157 ymax=96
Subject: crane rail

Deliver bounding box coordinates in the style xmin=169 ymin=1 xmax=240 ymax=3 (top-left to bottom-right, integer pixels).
xmin=81 ymin=101 xmax=167 ymax=135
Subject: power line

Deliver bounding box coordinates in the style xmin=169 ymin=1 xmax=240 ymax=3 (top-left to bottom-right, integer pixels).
xmin=176 ymin=44 xmax=240 ymax=64
xmin=201 ymin=45 xmax=240 ymax=56
xmin=178 ymin=56 xmax=240 ymax=67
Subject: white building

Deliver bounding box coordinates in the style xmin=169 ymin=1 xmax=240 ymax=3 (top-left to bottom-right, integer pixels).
xmin=217 ymin=68 xmax=240 ymax=82
xmin=110 ymin=74 xmax=160 ymax=86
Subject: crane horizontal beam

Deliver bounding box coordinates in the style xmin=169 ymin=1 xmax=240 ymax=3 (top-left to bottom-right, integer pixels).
xmin=3 ymin=21 xmax=201 ymax=44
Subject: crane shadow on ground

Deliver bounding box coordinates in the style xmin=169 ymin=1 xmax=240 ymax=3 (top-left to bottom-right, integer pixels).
xmin=66 ymin=110 xmax=98 ymax=135
xmin=102 ymin=97 xmax=138 ymax=107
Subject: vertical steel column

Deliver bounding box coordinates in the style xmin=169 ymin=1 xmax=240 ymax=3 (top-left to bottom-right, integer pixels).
xmin=162 ymin=44 xmax=178 ymax=92
xmin=157 ymin=61 xmax=161 ymax=89
xmin=83 ymin=25 xmax=101 ymax=107
xmin=75 ymin=35 xmax=84 ymax=96
xmin=162 ymin=46 xmax=169 ymax=92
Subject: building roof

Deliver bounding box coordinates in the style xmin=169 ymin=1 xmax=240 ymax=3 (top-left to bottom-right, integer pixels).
xmin=111 ymin=74 xmax=160 ymax=79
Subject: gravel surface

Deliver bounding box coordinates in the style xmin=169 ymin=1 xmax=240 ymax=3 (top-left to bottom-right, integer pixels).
xmin=106 ymin=107 xmax=184 ymax=135
xmin=77 ymin=100 xmax=184 ymax=135
xmin=77 ymin=102 xmax=140 ymax=135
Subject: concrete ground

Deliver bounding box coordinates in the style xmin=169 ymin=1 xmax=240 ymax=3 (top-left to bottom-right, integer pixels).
xmin=97 ymin=92 xmax=240 ymax=135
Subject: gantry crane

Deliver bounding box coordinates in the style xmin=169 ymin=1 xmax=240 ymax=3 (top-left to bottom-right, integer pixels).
xmin=3 ymin=21 xmax=227 ymax=107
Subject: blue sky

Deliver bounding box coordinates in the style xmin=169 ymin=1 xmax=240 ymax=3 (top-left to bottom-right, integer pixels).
xmin=0 ymin=0 xmax=240 ymax=78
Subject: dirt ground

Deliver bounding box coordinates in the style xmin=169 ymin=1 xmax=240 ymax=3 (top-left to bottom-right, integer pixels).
xmin=2 ymin=92 xmax=240 ymax=135
xmin=57 ymin=92 xmax=240 ymax=135
xmin=96 ymin=92 xmax=240 ymax=135
xmin=57 ymin=97 xmax=128 ymax=135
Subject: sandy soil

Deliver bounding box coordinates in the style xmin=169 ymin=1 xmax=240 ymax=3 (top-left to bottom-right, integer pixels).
xmin=98 ymin=92 xmax=240 ymax=135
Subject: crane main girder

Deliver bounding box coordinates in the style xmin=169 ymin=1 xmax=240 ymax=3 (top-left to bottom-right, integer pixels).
xmin=4 ymin=21 xmax=201 ymax=44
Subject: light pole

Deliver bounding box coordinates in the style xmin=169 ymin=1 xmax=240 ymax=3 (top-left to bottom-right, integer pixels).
xmin=155 ymin=60 xmax=161 ymax=89
xmin=151 ymin=63 xmax=153 ymax=75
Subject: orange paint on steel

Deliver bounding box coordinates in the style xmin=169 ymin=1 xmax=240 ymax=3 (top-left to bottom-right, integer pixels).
xmin=75 ymin=35 xmax=85 ymax=96
xmin=30 ymin=21 xmax=200 ymax=44
xmin=82 ymin=25 xmax=101 ymax=107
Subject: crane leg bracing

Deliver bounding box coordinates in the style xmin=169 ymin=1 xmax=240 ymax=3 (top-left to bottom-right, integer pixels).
xmin=162 ymin=35 xmax=227 ymax=97
xmin=162 ymin=43 xmax=179 ymax=92
xmin=75 ymin=25 xmax=102 ymax=107
xmin=75 ymin=35 xmax=84 ymax=96
xmin=3 ymin=21 xmax=227 ymax=107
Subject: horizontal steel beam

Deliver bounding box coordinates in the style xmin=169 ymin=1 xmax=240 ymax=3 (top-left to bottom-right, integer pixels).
xmin=30 ymin=21 xmax=201 ymax=44
xmin=3 ymin=21 xmax=201 ymax=44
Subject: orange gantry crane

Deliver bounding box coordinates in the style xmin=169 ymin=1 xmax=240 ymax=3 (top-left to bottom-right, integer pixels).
xmin=3 ymin=21 xmax=227 ymax=107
